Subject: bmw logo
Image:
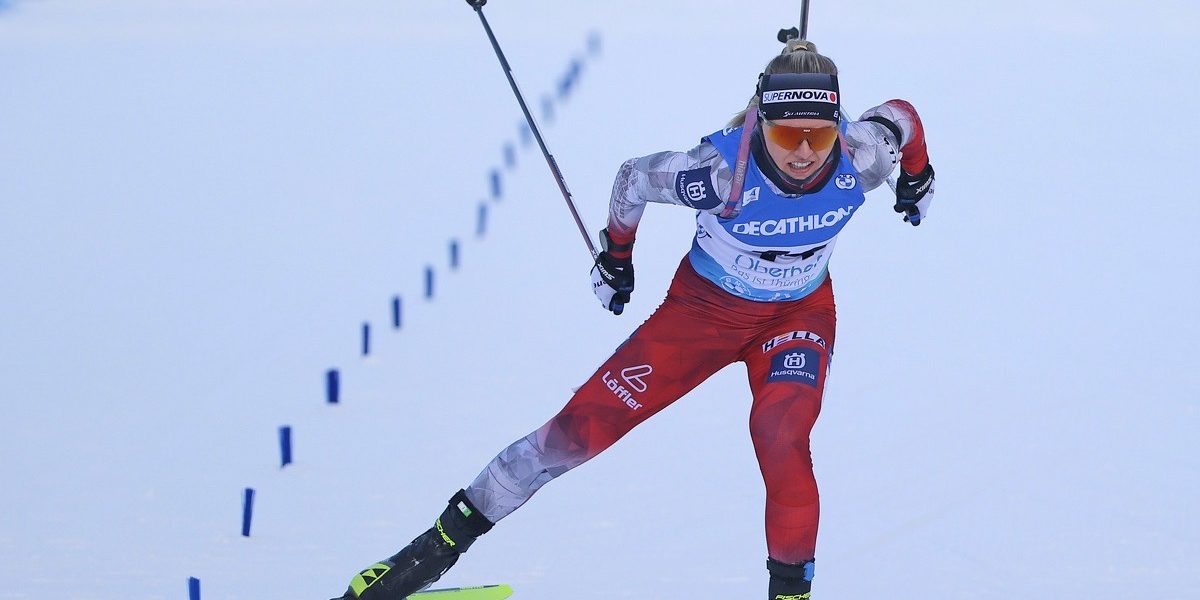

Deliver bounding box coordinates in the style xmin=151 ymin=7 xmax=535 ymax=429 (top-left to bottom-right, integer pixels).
xmin=720 ymin=276 xmax=750 ymax=296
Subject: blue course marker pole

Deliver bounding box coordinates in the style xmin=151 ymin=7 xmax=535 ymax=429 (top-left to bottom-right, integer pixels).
xmin=424 ymin=266 xmax=435 ymax=300
xmin=279 ymin=426 xmax=293 ymax=468
xmin=391 ymin=296 xmax=402 ymax=329
xmin=559 ymin=59 xmax=582 ymax=99
xmin=188 ymin=577 xmax=201 ymax=600
xmin=361 ymin=322 xmax=371 ymax=357
xmin=503 ymin=143 xmax=516 ymax=170
xmin=588 ymin=30 xmax=603 ymax=56
xmin=326 ymin=369 xmax=340 ymax=405
xmin=489 ymin=169 xmax=501 ymax=201
xmin=241 ymin=488 xmax=255 ymax=537
xmin=449 ymin=240 xmax=460 ymax=271
xmin=476 ymin=203 xmax=488 ymax=238
xmin=519 ymin=121 xmax=533 ymax=147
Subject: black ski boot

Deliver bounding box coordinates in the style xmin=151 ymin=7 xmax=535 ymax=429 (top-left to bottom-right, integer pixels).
xmin=767 ymin=557 xmax=815 ymax=600
xmin=334 ymin=490 xmax=495 ymax=600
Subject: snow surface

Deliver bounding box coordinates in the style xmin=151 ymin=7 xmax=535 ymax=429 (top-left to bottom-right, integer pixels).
xmin=2 ymin=1 xmax=1198 ymax=599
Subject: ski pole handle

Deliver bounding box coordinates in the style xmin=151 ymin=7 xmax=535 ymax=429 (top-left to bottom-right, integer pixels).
xmin=777 ymin=1 xmax=811 ymax=46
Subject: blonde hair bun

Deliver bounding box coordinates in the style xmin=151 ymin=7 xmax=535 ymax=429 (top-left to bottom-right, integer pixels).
xmin=784 ymin=39 xmax=818 ymax=54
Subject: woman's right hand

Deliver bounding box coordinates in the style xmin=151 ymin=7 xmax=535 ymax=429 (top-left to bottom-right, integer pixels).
xmin=590 ymin=230 xmax=635 ymax=315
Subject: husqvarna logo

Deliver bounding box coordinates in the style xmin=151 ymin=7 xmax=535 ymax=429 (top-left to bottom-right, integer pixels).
xmin=767 ymin=347 xmax=820 ymax=387
xmin=674 ymin=166 xmax=719 ymax=210
xmin=783 ymin=352 xmax=806 ymax=370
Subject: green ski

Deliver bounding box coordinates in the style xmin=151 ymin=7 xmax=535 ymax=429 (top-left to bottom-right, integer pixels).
xmin=408 ymin=584 xmax=513 ymax=599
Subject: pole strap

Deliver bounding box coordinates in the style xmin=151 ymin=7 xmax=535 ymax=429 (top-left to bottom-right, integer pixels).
xmin=717 ymin=104 xmax=759 ymax=219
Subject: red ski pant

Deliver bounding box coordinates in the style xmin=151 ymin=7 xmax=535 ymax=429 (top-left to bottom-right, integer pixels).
xmin=477 ymin=258 xmax=836 ymax=564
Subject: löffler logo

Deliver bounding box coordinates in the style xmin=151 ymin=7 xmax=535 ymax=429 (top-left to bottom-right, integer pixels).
xmin=600 ymin=364 xmax=652 ymax=411
xmin=621 ymin=364 xmax=652 ymax=392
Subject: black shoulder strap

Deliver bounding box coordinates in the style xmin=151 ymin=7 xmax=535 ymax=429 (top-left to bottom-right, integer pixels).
xmin=863 ymin=115 xmax=903 ymax=148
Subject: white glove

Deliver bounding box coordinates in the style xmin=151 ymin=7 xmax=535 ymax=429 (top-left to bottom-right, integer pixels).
xmin=590 ymin=230 xmax=634 ymax=315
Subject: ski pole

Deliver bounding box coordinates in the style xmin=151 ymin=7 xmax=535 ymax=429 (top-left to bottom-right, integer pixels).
xmin=464 ymin=0 xmax=598 ymax=260
xmin=799 ymin=0 xmax=811 ymax=40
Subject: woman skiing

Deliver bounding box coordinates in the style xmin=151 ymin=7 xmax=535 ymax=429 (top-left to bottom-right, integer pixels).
xmin=333 ymin=38 xmax=935 ymax=600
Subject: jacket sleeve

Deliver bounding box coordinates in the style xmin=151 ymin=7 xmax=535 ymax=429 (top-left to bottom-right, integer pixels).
xmin=843 ymin=99 xmax=931 ymax=193
xmin=842 ymin=119 xmax=899 ymax=193
xmin=859 ymin=100 xmax=930 ymax=174
xmin=604 ymin=141 xmax=732 ymax=257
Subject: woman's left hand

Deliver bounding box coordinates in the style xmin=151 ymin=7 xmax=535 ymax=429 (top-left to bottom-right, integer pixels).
xmin=894 ymin=163 xmax=935 ymax=226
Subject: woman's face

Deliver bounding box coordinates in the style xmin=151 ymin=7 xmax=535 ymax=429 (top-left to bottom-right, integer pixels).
xmin=760 ymin=117 xmax=840 ymax=180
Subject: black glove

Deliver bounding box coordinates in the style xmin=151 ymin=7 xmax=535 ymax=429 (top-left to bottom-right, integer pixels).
xmin=590 ymin=230 xmax=634 ymax=315
xmin=893 ymin=162 xmax=935 ymax=226
xmin=465 ymin=0 xmax=486 ymax=8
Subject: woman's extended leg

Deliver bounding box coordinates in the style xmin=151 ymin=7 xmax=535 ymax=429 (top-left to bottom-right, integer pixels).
xmin=466 ymin=288 xmax=747 ymax=522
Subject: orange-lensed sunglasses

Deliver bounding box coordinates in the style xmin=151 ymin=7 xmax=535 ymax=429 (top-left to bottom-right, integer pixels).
xmin=761 ymin=119 xmax=839 ymax=152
